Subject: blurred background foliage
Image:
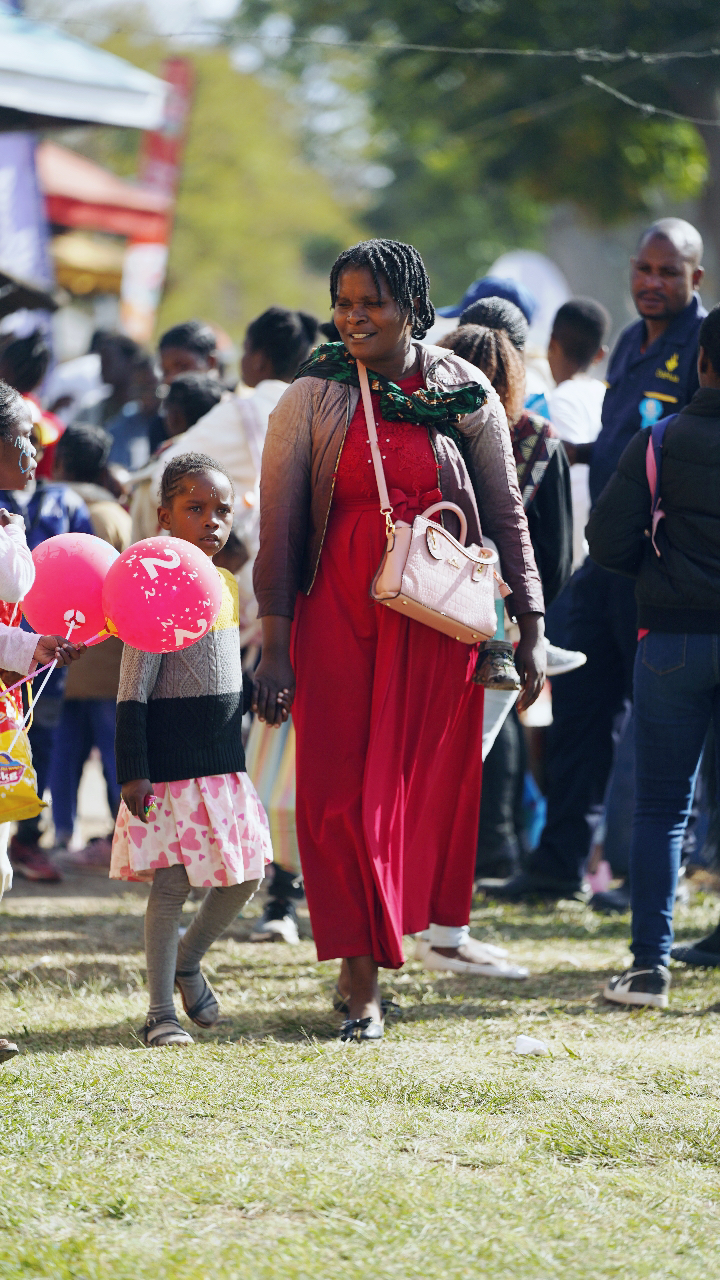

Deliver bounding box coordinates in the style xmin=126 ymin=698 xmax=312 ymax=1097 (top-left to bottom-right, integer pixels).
xmin=232 ymin=0 xmax=719 ymax=303
xmin=60 ymin=33 xmax=360 ymax=339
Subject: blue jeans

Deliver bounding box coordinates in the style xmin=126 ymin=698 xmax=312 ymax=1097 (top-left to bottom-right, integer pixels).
xmin=631 ymin=632 xmax=720 ymax=966
xmin=529 ymin=559 xmax=638 ymax=886
xmin=49 ymin=699 xmax=120 ymax=842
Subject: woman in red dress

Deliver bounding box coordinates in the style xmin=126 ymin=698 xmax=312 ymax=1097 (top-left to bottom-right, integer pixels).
xmin=253 ymin=240 xmax=545 ymax=1041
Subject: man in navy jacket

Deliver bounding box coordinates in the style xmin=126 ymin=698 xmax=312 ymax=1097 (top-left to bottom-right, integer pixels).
xmin=487 ymin=218 xmax=706 ymax=901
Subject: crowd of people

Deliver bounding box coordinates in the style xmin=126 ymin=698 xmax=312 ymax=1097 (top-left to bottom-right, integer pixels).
xmin=0 ymin=215 xmax=719 ymax=1055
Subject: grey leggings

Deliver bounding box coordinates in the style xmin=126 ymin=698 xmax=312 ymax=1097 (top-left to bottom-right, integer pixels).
xmin=145 ymin=863 xmax=259 ymax=1021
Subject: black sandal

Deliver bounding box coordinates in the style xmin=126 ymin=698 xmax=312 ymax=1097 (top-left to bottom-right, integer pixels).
xmin=339 ymin=1017 xmax=384 ymax=1043
xmin=175 ymin=970 xmax=220 ymax=1028
xmin=139 ymin=1016 xmax=194 ymax=1048
xmin=332 ymin=985 xmax=401 ymax=1019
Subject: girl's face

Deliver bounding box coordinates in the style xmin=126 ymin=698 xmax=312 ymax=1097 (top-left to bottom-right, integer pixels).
xmin=158 ymin=468 xmax=234 ymax=558
xmin=0 ymin=401 xmax=37 ymax=490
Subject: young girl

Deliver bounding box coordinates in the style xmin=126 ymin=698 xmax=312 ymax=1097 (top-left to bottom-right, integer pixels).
xmin=111 ymin=452 xmax=272 ymax=1047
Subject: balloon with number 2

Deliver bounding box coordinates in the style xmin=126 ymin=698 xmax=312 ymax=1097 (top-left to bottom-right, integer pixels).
xmin=101 ymin=536 xmax=223 ymax=653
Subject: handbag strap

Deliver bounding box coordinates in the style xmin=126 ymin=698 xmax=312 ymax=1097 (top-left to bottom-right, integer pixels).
xmin=357 ymin=361 xmax=394 ymax=533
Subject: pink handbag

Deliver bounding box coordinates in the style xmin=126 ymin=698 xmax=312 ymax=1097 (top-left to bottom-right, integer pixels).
xmin=358 ymin=361 xmax=509 ymax=645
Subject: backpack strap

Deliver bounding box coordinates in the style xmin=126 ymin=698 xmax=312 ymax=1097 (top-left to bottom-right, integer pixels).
xmin=645 ymin=414 xmax=677 ymax=557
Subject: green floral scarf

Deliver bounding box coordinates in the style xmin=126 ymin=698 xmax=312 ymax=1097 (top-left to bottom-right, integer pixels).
xmin=294 ymin=342 xmax=486 ymax=441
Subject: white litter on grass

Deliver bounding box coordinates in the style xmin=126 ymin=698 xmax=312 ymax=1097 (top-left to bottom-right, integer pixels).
xmin=515 ymin=1034 xmax=550 ymax=1056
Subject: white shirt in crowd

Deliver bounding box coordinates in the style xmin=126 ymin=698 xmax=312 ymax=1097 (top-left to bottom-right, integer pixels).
xmin=155 ymin=379 xmax=290 ymax=637
xmin=545 ymin=374 xmax=605 ymax=569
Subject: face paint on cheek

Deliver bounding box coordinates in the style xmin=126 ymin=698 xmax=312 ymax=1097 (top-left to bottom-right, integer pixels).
xmin=14 ymin=437 xmax=34 ymax=474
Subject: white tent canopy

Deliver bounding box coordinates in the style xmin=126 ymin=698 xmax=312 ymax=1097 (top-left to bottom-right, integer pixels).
xmin=0 ymin=10 xmax=166 ymax=131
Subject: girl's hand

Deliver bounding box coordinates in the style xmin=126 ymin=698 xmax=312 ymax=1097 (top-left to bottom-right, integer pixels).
xmin=0 ymin=509 xmax=25 ymax=530
xmin=252 ymin=654 xmax=296 ymax=727
xmin=514 ymin=613 xmax=546 ymax=713
xmin=33 ymin=636 xmax=86 ymax=668
xmin=122 ymin=779 xmax=153 ymax=823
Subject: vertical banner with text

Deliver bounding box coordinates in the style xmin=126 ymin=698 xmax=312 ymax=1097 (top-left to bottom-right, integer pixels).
xmin=120 ymin=58 xmax=193 ymax=344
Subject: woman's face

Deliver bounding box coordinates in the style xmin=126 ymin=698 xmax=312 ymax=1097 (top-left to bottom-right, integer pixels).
xmin=0 ymin=400 xmax=36 ymax=490
xmin=333 ymin=267 xmax=413 ymax=367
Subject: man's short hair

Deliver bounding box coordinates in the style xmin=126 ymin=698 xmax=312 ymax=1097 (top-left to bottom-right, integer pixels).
xmin=158 ymin=320 xmax=217 ymax=358
xmin=551 ymin=298 xmax=610 ymax=369
xmin=699 ymin=304 xmax=720 ymax=376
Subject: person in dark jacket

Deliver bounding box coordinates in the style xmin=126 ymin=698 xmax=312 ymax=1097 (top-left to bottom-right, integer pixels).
xmin=438 ymin=324 xmax=572 ymax=883
xmin=588 ymin=303 xmax=720 ymax=1008
xmin=485 ymin=217 xmax=706 ymax=903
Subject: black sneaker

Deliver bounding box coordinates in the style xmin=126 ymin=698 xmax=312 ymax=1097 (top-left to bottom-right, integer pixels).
xmin=589 ymin=883 xmax=631 ymax=914
xmin=671 ymin=924 xmax=720 ymax=968
xmin=249 ymin=898 xmax=299 ymax=944
xmin=477 ymin=870 xmax=583 ymax=903
xmin=603 ymin=965 xmax=670 ymax=1009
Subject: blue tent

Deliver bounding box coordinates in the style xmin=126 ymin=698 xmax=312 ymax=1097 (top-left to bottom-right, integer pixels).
xmin=0 ymin=7 xmax=166 ymax=131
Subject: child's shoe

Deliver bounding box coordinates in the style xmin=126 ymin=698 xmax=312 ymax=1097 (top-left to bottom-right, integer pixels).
xmin=139 ymin=1016 xmax=194 ymax=1047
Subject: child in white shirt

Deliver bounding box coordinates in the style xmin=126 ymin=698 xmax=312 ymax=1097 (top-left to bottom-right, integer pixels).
xmin=546 ymin=299 xmax=610 ymax=568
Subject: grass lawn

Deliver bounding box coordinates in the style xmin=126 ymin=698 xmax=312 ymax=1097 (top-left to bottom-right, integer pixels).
xmin=2 ymin=878 xmax=720 ymax=1279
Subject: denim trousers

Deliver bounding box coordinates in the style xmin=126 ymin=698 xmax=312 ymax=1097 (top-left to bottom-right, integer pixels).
xmin=48 ymin=699 xmax=121 ymax=842
xmin=631 ymin=632 xmax=720 ymax=966
xmin=528 ymin=559 xmax=638 ymax=886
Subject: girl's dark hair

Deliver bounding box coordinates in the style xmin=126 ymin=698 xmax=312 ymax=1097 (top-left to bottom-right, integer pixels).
xmin=164 ymin=373 xmax=223 ymax=428
xmin=0 ymin=379 xmax=24 ymax=441
xmin=330 ymin=238 xmax=435 ymax=339
xmin=459 ymin=297 xmax=529 ymax=351
xmin=439 ymin=325 xmax=526 ymax=422
xmin=158 ymin=320 xmax=217 ymax=359
xmin=160 ymin=451 xmax=234 ymax=506
xmin=245 ymin=307 xmax=319 ymax=380
xmin=55 ymin=422 xmax=111 ymax=483
xmin=0 ymin=330 xmax=51 ymax=394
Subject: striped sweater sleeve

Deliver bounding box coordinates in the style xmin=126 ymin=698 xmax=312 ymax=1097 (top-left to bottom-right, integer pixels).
xmin=115 ymin=645 xmax=162 ymax=785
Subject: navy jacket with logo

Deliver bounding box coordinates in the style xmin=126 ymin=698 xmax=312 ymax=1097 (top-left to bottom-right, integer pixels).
xmin=589 ymin=293 xmax=706 ymax=506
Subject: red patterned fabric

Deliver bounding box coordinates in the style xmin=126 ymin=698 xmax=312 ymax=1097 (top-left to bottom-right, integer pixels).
xmin=0 ymin=600 xmax=25 ymax=717
xmin=291 ymin=371 xmax=484 ymax=969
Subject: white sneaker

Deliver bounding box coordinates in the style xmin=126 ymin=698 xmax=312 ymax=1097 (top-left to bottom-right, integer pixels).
xmin=414 ymin=936 xmax=528 ymax=979
xmin=545 ymin=641 xmax=587 ymax=676
xmin=249 ymin=902 xmax=300 ymax=944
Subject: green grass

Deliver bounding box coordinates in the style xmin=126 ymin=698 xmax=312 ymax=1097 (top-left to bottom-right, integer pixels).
xmin=2 ymin=883 xmax=720 ymax=1279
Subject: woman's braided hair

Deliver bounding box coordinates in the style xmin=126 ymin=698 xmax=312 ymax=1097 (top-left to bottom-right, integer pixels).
xmin=330 ymin=239 xmax=435 ymax=339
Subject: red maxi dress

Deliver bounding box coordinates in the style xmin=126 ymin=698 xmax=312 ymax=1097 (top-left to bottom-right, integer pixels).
xmin=291 ymin=371 xmax=485 ymax=969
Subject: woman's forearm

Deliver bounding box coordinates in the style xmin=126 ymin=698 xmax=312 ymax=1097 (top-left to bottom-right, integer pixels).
xmin=260 ymin=615 xmax=293 ymax=657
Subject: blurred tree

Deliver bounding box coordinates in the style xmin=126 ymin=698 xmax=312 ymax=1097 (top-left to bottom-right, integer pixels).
xmin=234 ymin=0 xmax=718 ymax=302
xmin=63 ymin=37 xmax=360 ymax=340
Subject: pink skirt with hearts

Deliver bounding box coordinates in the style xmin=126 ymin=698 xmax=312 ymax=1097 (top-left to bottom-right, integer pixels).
xmin=110 ymin=773 xmax=272 ymax=887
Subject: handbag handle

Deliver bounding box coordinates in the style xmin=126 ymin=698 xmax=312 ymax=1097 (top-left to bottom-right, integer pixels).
xmin=357 ymin=361 xmax=394 ymax=532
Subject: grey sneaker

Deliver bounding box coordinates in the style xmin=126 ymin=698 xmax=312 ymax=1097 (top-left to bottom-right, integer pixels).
xmin=603 ymin=965 xmax=670 ymax=1009
xmin=545 ymin=641 xmax=587 ymax=676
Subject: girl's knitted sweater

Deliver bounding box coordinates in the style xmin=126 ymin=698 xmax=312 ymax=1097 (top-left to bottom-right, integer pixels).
xmin=115 ymin=566 xmax=245 ymax=785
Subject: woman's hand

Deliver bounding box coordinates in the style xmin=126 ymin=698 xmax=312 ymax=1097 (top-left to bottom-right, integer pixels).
xmin=252 ymin=653 xmax=295 ymax=726
xmin=514 ymin=613 xmax=546 ymax=713
xmin=33 ymin=636 xmax=86 ymax=668
xmin=122 ymin=779 xmax=153 ymax=823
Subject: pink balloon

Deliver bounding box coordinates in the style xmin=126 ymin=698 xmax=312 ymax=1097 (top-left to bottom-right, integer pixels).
xmin=23 ymin=533 xmax=120 ymax=644
xmin=102 ymin=536 xmax=223 ymax=653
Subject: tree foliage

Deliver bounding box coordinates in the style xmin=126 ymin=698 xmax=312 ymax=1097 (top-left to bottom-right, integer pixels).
xmin=234 ymin=0 xmax=719 ymax=301
xmin=72 ymin=37 xmax=360 ymax=340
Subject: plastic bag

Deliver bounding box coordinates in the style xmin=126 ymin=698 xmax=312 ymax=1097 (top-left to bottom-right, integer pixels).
xmin=0 ymin=681 xmax=43 ymax=822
